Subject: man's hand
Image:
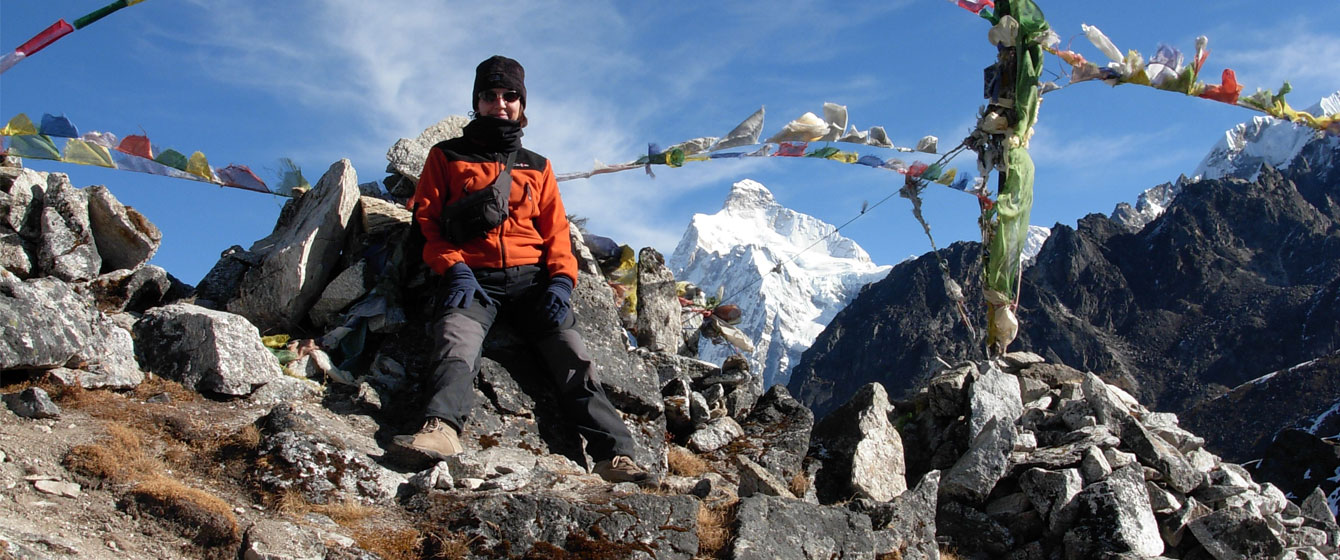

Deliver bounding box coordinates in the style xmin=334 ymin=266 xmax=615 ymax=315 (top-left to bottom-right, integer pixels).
xmin=539 ymin=275 xmax=573 ymax=327
xmin=443 ymin=263 xmax=493 ymax=309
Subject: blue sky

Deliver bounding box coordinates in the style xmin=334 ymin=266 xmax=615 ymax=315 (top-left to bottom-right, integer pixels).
xmin=3 ymin=0 xmax=1338 ymax=285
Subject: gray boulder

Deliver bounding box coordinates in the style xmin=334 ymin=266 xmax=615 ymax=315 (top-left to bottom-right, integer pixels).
xmin=812 ymin=382 xmax=907 ymax=503
xmin=1187 ymin=505 xmax=1286 ymax=560
xmin=384 ymin=115 xmax=469 ymax=182
xmin=2 ymin=387 xmax=61 ymax=419
xmin=1062 ymin=466 xmax=1164 ymax=559
xmin=35 ymin=173 xmax=100 ymax=281
xmin=418 ymin=492 xmax=699 ymax=559
xmin=732 ymin=495 xmax=875 ymax=560
xmin=0 ymin=270 xmax=96 ymax=370
xmin=740 ymin=384 xmax=814 ymax=482
xmin=0 ymin=167 xmax=45 ymax=276
xmin=134 ymin=303 xmax=281 ymax=396
xmin=84 ymin=184 xmax=160 ymax=271
xmin=635 ymin=247 xmax=682 ymax=354
xmin=942 ymin=416 xmax=1016 ymax=504
xmin=254 ymin=404 xmax=406 ymax=505
xmin=968 ymin=361 xmax=1023 ymax=441
xmin=229 ymin=159 xmax=360 ymax=332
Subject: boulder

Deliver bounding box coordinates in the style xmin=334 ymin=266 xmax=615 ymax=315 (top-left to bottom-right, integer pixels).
xmin=1187 ymin=505 xmax=1286 ymax=560
xmin=253 ymin=404 xmax=406 ymax=505
xmin=688 ymin=416 xmax=743 ymax=453
xmin=35 ymin=173 xmax=100 ymax=281
xmin=81 ymin=265 xmax=190 ymax=313
xmin=1061 ymin=466 xmax=1164 ymax=559
xmin=134 ymin=303 xmax=281 ymax=396
xmin=736 ymin=455 xmax=794 ymax=498
xmin=194 ymin=245 xmax=260 ymax=307
xmin=84 ymin=184 xmax=160 ymax=271
xmin=55 ymin=314 xmax=143 ymax=389
xmin=0 ymin=271 xmax=97 ymax=370
xmin=732 ymin=495 xmax=875 ymax=560
xmin=942 ymin=416 xmax=1016 ymax=504
xmin=418 ymin=492 xmax=699 ymax=559
xmin=812 ymin=382 xmax=907 ymax=503
xmin=740 ymin=384 xmax=814 ymax=481
xmin=635 ymin=247 xmax=682 ymax=354
xmin=2 ymin=387 xmax=61 ymax=419
xmin=0 ymin=168 xmax=45 ymax=277
xmin=229 ymin=159 xmax=361 ymax=332
xmin=308 ymin=259 xmax=367 ymax=328
xmin=240 ymin=519 xmax=326 ymax=560
xmin=384 ymin=115 xmax=469 ymax=183
xmin=968 ymin=361 xmax=1023 ymax=441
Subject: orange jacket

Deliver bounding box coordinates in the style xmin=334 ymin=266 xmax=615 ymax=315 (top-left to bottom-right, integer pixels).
xmin=409 ymin=137 xmax=578 ymax=283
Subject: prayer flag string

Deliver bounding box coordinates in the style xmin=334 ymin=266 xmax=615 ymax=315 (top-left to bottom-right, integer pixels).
xmin=0 ymin=0 xmax=151 ymax=75
xmin=1 ymin=112 xmax=273 ymax=195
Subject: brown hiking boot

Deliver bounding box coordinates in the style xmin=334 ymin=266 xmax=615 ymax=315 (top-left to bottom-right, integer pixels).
xmin=392 ymin=417 xmax=462 ymax=462
xmin=593 ymin=455 xmax=654 ymax=484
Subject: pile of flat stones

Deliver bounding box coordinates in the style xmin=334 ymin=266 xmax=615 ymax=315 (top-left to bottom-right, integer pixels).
xmin=898 ymin=351 xmax=1339 ymax=560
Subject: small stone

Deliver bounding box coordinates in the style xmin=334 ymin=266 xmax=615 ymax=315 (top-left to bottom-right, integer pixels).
xmin=33 ymin=479 xmax=80 ymax=498
xmin=3 ymin=387 xmax=61 ymax=419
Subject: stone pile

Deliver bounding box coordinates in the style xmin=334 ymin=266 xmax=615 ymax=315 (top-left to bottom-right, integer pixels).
xmin=896 ymin=352 xmax=1340 ymax=559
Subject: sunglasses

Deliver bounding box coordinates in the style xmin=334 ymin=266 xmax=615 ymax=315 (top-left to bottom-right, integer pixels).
xmin=477 ymin=90 xmax=521 ymax=103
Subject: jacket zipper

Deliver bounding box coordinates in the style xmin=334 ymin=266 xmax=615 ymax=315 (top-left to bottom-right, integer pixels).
xmin=497 ymin=154 xmax=509 ymax=269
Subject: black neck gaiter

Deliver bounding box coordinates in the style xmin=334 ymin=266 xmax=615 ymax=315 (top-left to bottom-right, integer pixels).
xmin=464 ymin=116 xmax=524 ymax=153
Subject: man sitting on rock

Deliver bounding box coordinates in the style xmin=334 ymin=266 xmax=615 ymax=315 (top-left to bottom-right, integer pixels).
xmin=391 ymin=55 xmax=652 ymax=485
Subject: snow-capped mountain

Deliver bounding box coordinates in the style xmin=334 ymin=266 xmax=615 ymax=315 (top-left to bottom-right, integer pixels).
xmin=669 ymin=179 xmax=891 ymax=389
xmin=1111 ymin=91 xmax=1339 ymax=231
xmin=1194 ymin=92 xmax=1339 ymax=182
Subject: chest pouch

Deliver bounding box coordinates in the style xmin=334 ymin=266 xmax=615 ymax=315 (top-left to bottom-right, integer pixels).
xmin=441 ymin=151 xmax=517 ymax=244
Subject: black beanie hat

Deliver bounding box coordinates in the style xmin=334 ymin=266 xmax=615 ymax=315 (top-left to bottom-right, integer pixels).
xmin=473 ymin=55 xmax=526 ymax=111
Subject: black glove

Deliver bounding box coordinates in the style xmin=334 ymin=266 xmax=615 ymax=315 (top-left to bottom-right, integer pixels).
xmin=443 ymin=263 xmax=493 ymax=309
xmin=540 ymin=275 xmax=574 ymax=327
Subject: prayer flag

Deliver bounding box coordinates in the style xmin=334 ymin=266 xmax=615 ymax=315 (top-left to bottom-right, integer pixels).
xmin=186 ymin=151 xmax=214 ymax=181
xmin=1 ymin=114 xmax=39 ymax=136
xmin=217 ymin=164 xmax=270 ymax=193
xmin=16 ymin=20 xmax=74 ymax=56
xmin=7 ymin=135 xmax=61 ymax=160
xmin=116 ymin=135 xmax=153 ymax=159
xmin=62 ymin=139 xmax=115 ymax=168
xmin=39 ymin=114 xmax=79 ymax=138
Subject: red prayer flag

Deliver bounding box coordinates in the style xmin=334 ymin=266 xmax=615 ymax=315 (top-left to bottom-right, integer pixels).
xmin=776 ymin=142 xmax=808 ymax=157
xmin=116 ymin=134 xmax=153 ymax=159
xmin=1199 ymin=69 xmax=1242 ymax=104
xmin=17 ymin=20 xmax=75 ymax=56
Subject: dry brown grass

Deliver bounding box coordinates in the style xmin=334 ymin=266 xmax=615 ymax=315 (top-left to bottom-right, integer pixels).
xmin=126 ymin=474 xmax=240 ymax=546
xmin=350 ymin=527 xmax=423 ymax=560
xmin=696 ymin=497 xmax=738 ymax=559
xmin=668 ymin=445 xmax=710 ymax=477
xmin=420 ymin=530 xmax=472 ymax=559
xmin=788 ymin=472 xmax=810 ymax=498
xmin=63 ymin=422 xmax=162 ymax=484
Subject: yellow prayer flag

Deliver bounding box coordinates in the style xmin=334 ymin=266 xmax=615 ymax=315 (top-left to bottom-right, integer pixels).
xmin=62 ymin=139 xmax=116 ymax=168
xmin=1 ymin=114 xmax=39 ymax=136
xmin=186 ymin=151 xmax=215 ymax=181
xmin=935 ymin=168 xmax=958 ymax=186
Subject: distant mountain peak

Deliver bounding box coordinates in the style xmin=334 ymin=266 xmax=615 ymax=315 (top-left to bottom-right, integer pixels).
xmin=671 ymin=179 xmax=890 ymax=389
xmin=1111 ymin=90 xmax=1340 ymax=232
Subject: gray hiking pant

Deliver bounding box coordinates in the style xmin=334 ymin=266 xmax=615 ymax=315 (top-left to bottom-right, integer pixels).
xmin=423 ymin=264 xmax=636 ymax=461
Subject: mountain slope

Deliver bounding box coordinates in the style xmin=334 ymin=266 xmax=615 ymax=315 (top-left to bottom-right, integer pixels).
xmin=790 ymin=131 xmax=1340 ymax=421
xmin=669 ymin=179 xmax=890 ymax=389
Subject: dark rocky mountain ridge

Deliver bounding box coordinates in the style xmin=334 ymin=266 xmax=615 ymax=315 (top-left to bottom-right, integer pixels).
xmin=790 ymin=135 xmax=1340 ymax=463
